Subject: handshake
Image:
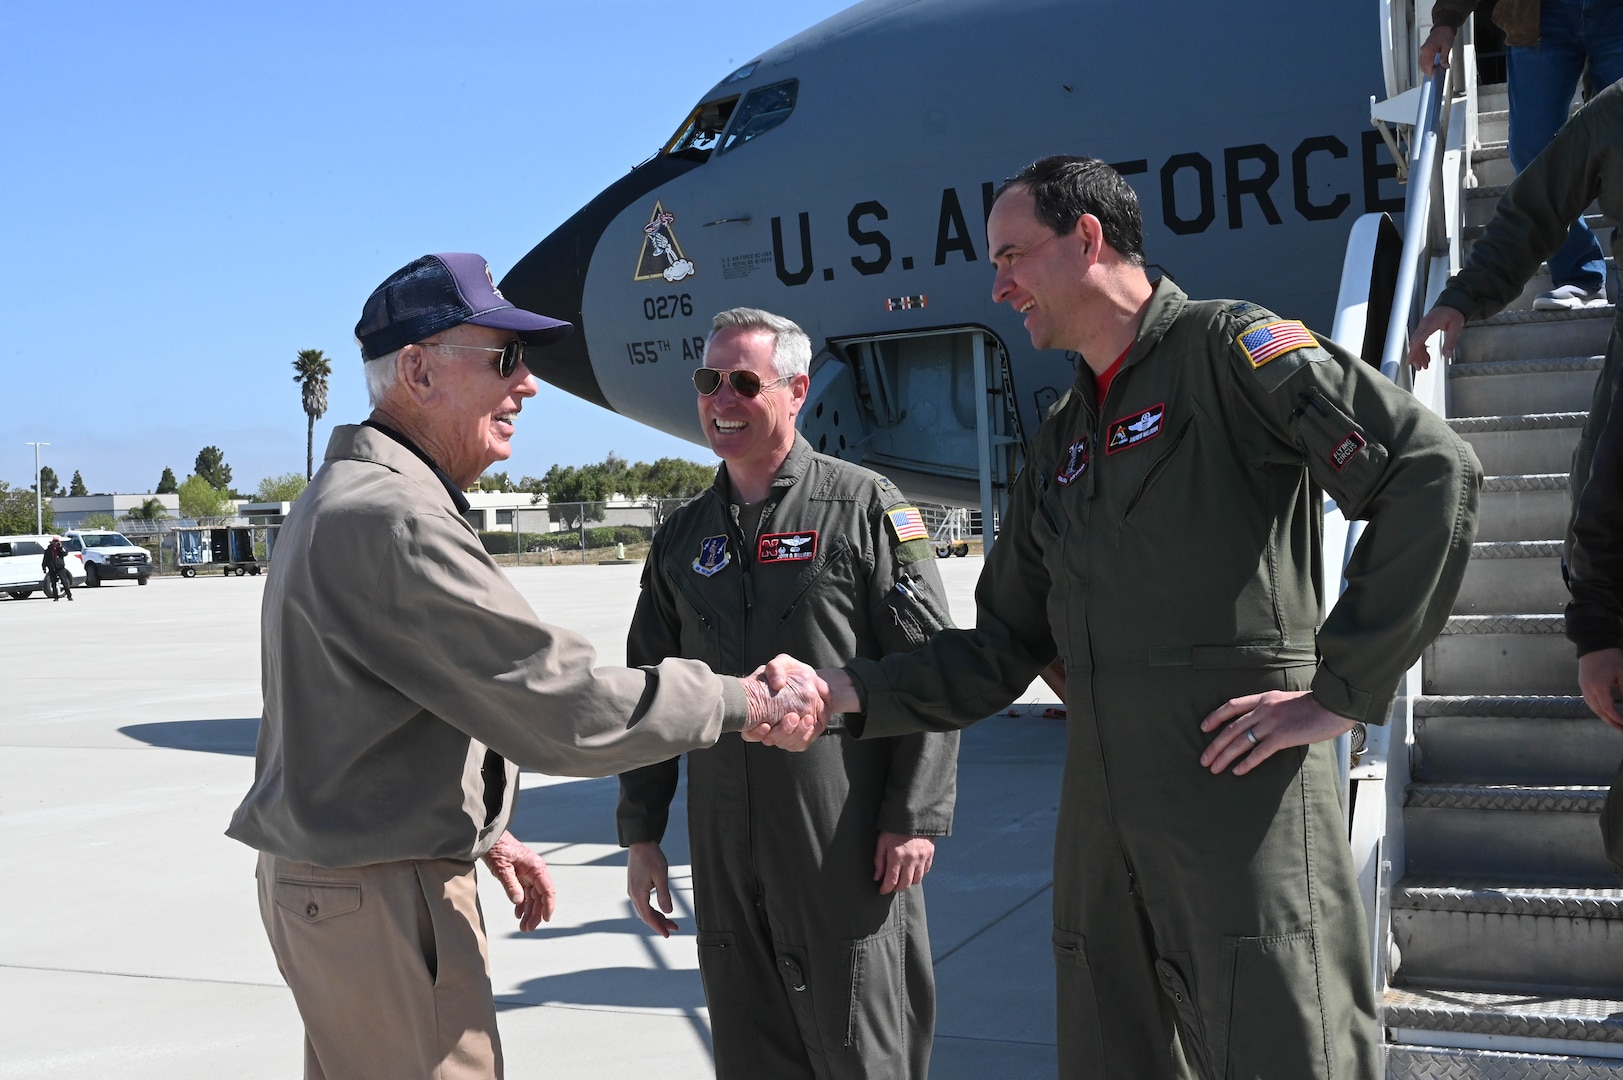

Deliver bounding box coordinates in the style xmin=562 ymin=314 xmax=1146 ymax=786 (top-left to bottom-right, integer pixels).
xmin=736 ymin=655 xmax=862 ymax=750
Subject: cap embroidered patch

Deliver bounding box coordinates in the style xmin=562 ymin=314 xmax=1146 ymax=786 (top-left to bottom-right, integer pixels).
xmin=758 ymin=531 xmax=818 ymax=563
xmin=692 ymin=535 xmax=731 ymax=577
xmin=1238 ymin=320 xmax=1316 ymax=368
xmin=1330 ymin=431 xmax=1366 ymax=471
xmin=1106 ymin=403 xmax=1166 ymax=455
xmin=1056 ymin=438 xmax=1089 ymax=486
xmin=886 ymin=507 xmax=929 ymax=543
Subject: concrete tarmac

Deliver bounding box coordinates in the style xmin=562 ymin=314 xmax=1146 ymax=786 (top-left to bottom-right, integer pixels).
xmin=0 ymin=557 xmax=1062 ymax=1078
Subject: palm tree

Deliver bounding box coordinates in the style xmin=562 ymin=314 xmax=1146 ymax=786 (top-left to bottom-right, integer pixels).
xmin=292 ymin=348 xmax=333 ymax=481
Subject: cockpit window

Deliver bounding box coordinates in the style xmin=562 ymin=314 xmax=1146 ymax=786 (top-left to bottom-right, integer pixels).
xmin=664 ymin=97 xmax=739 ymax=162
xmin=720 ymin=61 xmax=758 ymax=85
xmin=718 ymin=79 xmax=798 ymax=155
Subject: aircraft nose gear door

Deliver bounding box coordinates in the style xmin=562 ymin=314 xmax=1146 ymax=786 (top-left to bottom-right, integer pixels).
xmin=797 ymin=328 xmax=1023 ymax=555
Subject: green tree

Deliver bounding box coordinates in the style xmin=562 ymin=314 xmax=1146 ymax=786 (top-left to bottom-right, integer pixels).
xmin=156 ymin=467 xmax=179 ymax=494
xmin=194 ymin=446 xmax=233 ymax=492
xmin=255 ymin=472 xmax=308 ymax=502
xmin=536 ymin=458 xmax=625 ymax=529
xmin=0 ymin=481 xmax=54 ymax=533
xmin=69 ymin=470 xmax=88 ymax=497
xmin=34 ymin=465 xmax=63 ymax=498
xmin=178 ymin=474 xmax=234 ymax=522
xmin=124 ymin=498 xmax=168 ymax=522
xmin=293 ymin=348 xmax=333 ymax=481
xmin=476 ymin=470 xmax=515 ymax=492
xmin=81 ymin=512 xmax=120 ymax=530
xmin=627 ymin=456 xmax=716 ymax=527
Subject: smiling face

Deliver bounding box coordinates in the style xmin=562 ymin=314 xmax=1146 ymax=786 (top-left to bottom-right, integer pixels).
xmin=698 ymin=325 xmax=805 ymax=480
xmin=419 ymin=322 xmax=538 ymax=487
xmin=988 ymin=185 xmax=1091 ymax=352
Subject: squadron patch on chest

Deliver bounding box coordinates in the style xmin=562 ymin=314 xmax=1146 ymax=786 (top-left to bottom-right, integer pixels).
xmin=1055 ymin=437 xmax=1089 ymax=485
xmin=1330 ymin=431 xmax=1367 ymax=471
xmin=692 ymin=535 xmax=731 ymax=577
xmin=758 ymin=531 xmax=818 ymax=563
xmin=1105 ymin=403 xmax=1166 ymax=455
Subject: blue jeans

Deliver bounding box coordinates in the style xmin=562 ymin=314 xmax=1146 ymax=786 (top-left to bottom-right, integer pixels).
xmin=1506 ymin=0 xmax=1623 ymax=289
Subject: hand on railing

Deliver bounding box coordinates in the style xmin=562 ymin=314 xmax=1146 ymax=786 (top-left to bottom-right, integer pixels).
xmin=1406 ymin=304 xmax=1466 ymax=370
xmin=1418 ymin=24 xmax=1456 ymax=76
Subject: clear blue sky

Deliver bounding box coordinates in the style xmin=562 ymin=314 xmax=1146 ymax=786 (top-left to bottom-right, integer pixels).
xmin=0 ymin=1 xmax=852 ymax=496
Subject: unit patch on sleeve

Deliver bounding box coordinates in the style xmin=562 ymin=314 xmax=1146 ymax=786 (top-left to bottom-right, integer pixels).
xmin=1056 ymin=437 xmax=1089 ymax=485
xmin=885 ymin=507 xmax=930 ymax=544
xmin=692 ymin=535 xmax=731 ymax=577
xmin=758 ymin=531 xmax=818 ymax=563
xmin=1238 ymin=320 xmax=1316 ymax=368
xmin=1105 ymin=403 xmax=1166 ymax=455
xmin=1330 ymin=431 xmax=1367 ymax=471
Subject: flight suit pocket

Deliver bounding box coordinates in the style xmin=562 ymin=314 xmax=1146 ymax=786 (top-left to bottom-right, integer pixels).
xmin=665 ymin=567 xmax=722 ymax=657
xmin=1220 ymin=928 xmax=1330 ymax=1079
xmin=1154 ymin=951 xmax=1215 ymax=1078
xmin=272 ymin=878 xmax=361 ymax=924
xmin=1052 ymin=928 xmax=1106 ymax=1072
xmin=1288 ymin=389 xmax=1389 ymax=516
xmin=696 ymin=930 xmax=753 ymax=1018
xmin=845 ymin=921 xmax=905 ymax=1058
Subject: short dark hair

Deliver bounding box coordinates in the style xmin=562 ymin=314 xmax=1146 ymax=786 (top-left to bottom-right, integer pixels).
xmin=995 ymin=156 xmax=1146 ymax=266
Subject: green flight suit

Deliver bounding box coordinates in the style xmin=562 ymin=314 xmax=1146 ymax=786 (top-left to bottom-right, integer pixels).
xmin=846 ymin=280 xmax=1481 ymax=1079
xmin=619 ymin=435 xmax=958 ymax=1080
xmin=1432 ymin=78 xmax=1623 ymax=565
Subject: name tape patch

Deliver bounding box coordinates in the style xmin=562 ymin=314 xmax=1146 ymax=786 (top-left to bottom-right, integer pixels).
xmin=1105 ymin=403 xmax=1166 ymax=455
xmin=1330 ymin=431 xmax=1367 ymax=471
xmin=1238 ymin=320 xmax=1316 ymax=368
xmin=758 ymin=531 xmax=818 ymax=563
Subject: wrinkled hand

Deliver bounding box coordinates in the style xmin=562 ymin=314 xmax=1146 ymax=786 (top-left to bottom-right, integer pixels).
xmin=1199 ymin=690 xmax=1356 ymax=776
xmin=483 ymin=831 xmax=557 ymax=932
xmin=874 ymin=832 xmax=935 ymax=895
xmin=1579 ymin=648 xmax=1623 ymax=730
xmin=740 ymin=654 xmax=828 ymax=749
xmin=1418 ymin=23 xmax=1456 ymax=74
xmin=1407 ymin=304 xmax=1465 ymax=371
xmin=626 ymin=841 xmax=678 ymax=937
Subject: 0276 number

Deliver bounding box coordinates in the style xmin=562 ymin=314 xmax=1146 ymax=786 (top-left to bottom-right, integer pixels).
xmin=643 ymin=293 xmax=693 ymax=320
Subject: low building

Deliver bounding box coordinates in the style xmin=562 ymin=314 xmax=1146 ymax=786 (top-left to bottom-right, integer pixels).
xmin=48 ymin=494 xmax=181 ymax=531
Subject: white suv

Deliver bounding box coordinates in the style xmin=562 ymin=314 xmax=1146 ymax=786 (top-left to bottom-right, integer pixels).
xmin=0 ymin=535 xmax=87 ymax=599
xmin=64 ymin=530 xmax=152 ymax=586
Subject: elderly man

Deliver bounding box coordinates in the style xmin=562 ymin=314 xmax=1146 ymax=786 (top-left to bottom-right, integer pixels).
xmin=226 ymin=254 xmax=821 ymax=1080
xmin=777 ymin=157 xmax=1480 ymax=1078
xmin=617 ymin=308 xmax=958 ymax=1079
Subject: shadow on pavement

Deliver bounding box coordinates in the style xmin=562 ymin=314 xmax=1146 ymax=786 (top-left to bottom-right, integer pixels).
xmin=494 ymin=965 xmax=707 ymax=1014
xmin=120 ymin=717 xmax=259 ymax=755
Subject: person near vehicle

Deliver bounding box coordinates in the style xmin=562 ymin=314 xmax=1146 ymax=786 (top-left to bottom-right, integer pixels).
xmin=1408 ymin=79 xmax=1623 ymax=565
xmin=225 ymin=254 xmax=825 ymax=1080
xmin=618 ymin=308 xmax=958 ymax=1079
xmin=41 ymin=537 xmax=72 ymax=601
xmin=1420 ymin=0 xmax=1623 ymax=311
xmin=775 ymin=156 xmax=1480 ymax=1078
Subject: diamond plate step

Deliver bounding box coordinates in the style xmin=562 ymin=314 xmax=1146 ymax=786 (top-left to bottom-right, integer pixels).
xmin=1457 ymin=307 xmax=1615 ymax=364
xmin=1392 ymin=879 xmax=1623 ymax=996
xmin=1449 ymin=413 xmax=1583 ymax=477
xmin=1388 ymin=1044 xmax=1623 ymax=1078
xmin=1472 ymin=473 xmax=1570 ymax=545
xmin=1427 ymin=614 xmax=1577 ymax=696
xmin=1404 ymin=783 xmax=1612 ymax=883
xmin=1385 ymin=988 xmax=1623 ymax=1047
xmin=1454 ymin=540 xmax=1566 ymax=615
xmin=1448 ymin=355 xmax=1605 ymax=418
xmin=1413 ymin=696 xmax=1623 ymax=785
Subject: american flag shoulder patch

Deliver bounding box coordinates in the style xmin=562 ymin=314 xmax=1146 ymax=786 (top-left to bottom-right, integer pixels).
xmin=1237 ymin=320 xmax=1316 ymax=368
xmin=886 ymin=506 xmax=929 ymax=543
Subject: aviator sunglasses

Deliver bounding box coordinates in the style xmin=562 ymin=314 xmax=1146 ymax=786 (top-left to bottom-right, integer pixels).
xmin=425 ymin=339 xmax=526 ymax=378
xmin=692 ymin=367 xmax=793 ymax=397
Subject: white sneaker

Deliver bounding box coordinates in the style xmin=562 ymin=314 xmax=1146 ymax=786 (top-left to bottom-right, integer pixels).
xmin=1534 ymin=284 xmax=1608 ymax=310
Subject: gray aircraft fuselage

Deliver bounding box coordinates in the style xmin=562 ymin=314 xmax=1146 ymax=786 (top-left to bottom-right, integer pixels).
xmin=501 ymin=0 xmax=1393 ymax=505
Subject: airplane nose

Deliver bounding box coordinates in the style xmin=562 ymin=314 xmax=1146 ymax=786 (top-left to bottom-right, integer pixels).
xmin=499 ymin=155 xmax=706 ymax=412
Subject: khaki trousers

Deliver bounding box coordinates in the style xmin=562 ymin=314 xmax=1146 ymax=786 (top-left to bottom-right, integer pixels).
xmin=256 ymin=852 xmax=502 ymax=1080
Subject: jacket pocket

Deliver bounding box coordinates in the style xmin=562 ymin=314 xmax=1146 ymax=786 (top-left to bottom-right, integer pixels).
xmin=1052 ymin=927 xmax=1107 ymax=1073
xmin=1219 ymin=928 xmax=1331 ymax=1080
xmin=845 ymin=921 xmax=906 ymax=1059
xmin=1121 ymin=413 xmax=1195 ymax=522
xmin=271 ymin=878 xmax=361 ymax=924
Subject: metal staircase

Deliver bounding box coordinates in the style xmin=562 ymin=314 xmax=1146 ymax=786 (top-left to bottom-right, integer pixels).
xmin=1363 ymin=74 xmax=1623 ymax=1077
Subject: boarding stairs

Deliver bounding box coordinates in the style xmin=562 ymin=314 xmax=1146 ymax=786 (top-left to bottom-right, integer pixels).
xmin=1353 ymin=64 xmax=1623 ymax=1077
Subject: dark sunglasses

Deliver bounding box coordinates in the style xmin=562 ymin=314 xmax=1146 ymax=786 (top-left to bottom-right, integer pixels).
xmin=426 ymin=340 xmax=526 ymax=378
xmin=692 ymin=367 xmax=793 ymax=397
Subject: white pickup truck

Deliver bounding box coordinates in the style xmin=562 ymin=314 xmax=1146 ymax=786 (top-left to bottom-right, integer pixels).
xmin=64 ymin=530 xmax=152 ymax=586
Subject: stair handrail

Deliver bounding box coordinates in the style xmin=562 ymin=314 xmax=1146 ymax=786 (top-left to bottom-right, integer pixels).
xmin=1382 ymin=61 xmax=1454 ymax=384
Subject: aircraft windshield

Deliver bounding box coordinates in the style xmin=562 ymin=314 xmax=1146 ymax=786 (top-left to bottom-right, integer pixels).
xmin=719 ymin=80 xmax=798 ymax=155
xmin=665 ymin=97 xmax=739 ymax=162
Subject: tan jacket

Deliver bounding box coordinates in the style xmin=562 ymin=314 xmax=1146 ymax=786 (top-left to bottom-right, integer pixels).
xmin=1432 ymin=0 xmax=1540 ymax=47
xmin=227 ymin=425 xmax=746 ymax=867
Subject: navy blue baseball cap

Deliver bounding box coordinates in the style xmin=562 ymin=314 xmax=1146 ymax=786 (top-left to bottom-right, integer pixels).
xmin=355 ymin=253 xmax=574 ymax=362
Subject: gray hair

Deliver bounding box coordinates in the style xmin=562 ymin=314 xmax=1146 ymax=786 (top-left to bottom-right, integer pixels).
xmin=706 ymin=307 xmax=812 ymax=379
xmin=363 ymin=348 xmax=400 ymax=407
